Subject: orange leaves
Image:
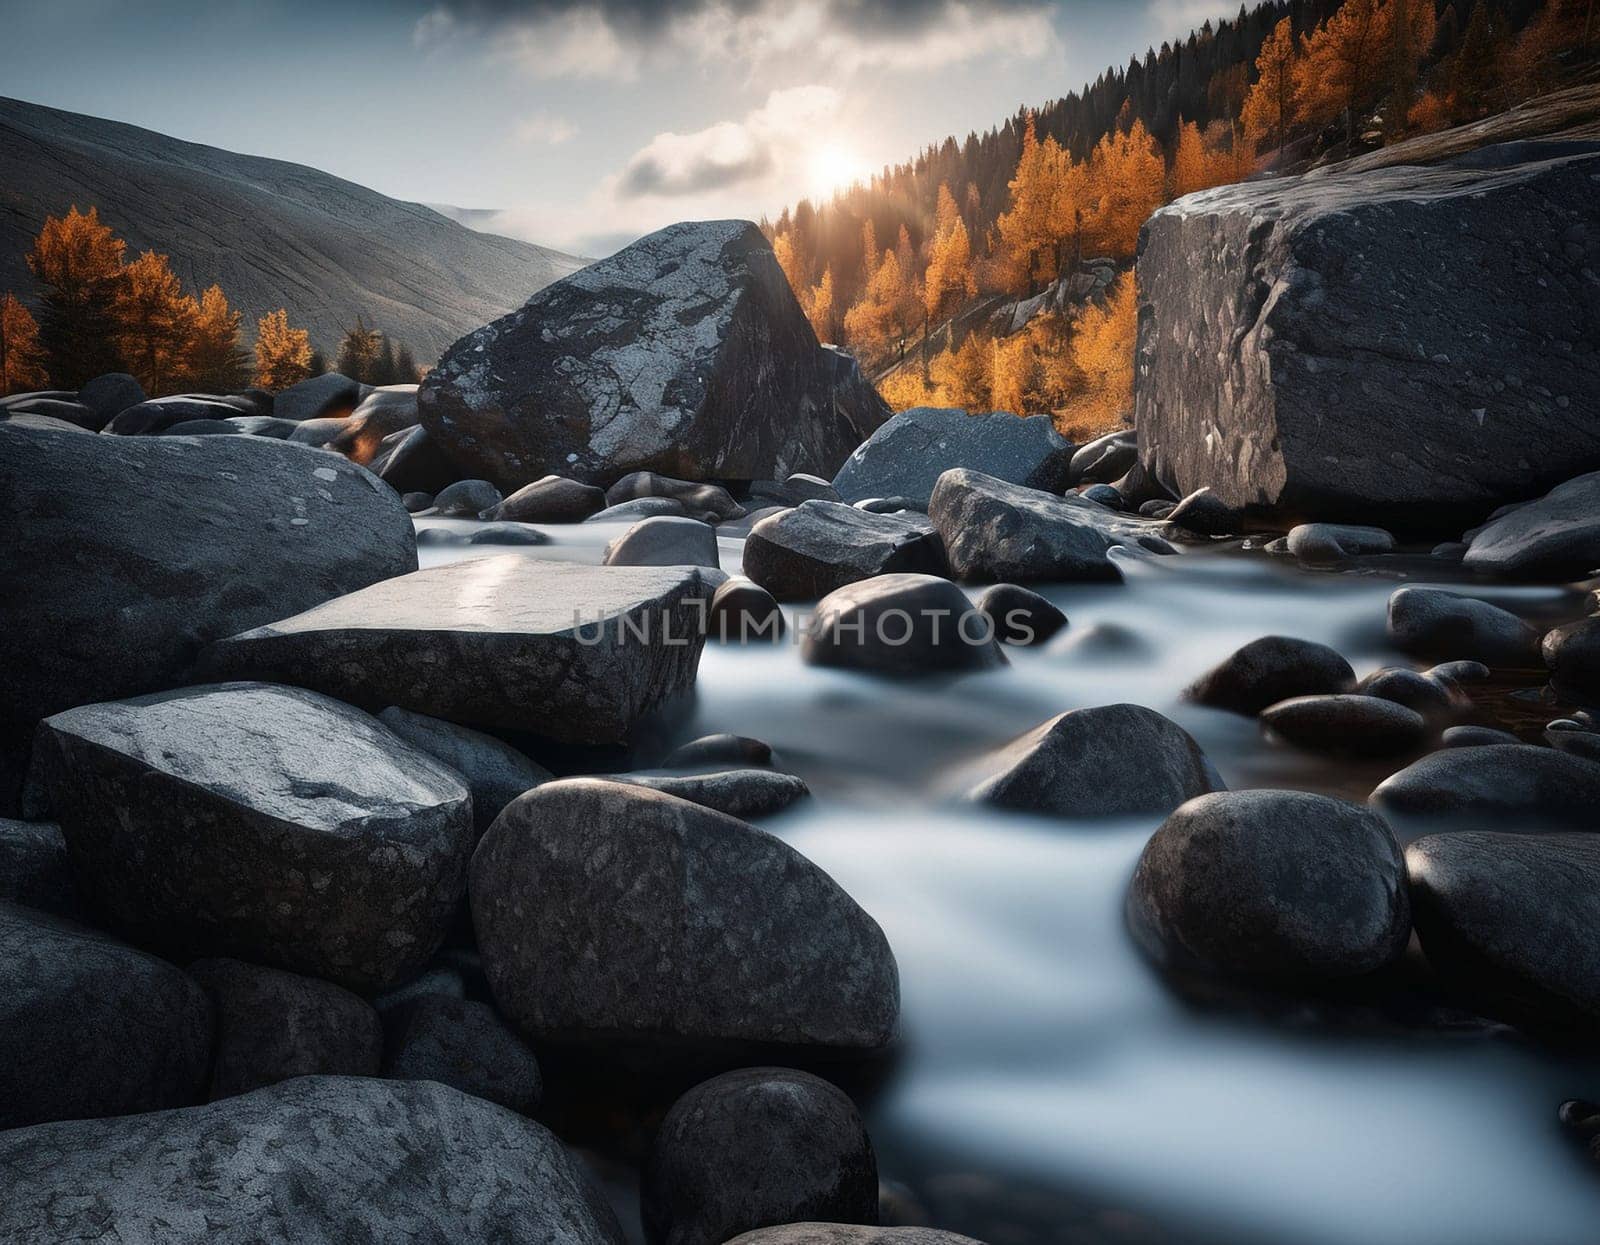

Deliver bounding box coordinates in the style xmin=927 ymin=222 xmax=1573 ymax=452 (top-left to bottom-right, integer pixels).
xmin=254 ymin=309 xmax=312 ymax=390
xmin=923 ymin=183 xmax=977 ymax=323
xmin=0 ymin=294 xmax=48 ymax=396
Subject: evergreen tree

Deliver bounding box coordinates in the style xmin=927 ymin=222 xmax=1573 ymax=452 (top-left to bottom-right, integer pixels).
xmin=395 ymin=343 xmax=419 ymax=382
xmin=188 ymin=285 xmax=251 ymax=393
xmin=307 ymin=348 xmax=328 ymax=377
xmin=24 ymin=206 xmax=127 ymax=387
xmin=370 ymin=334 xmax=398 ymax=386
xmin=0 ymin=293 xmax=49 ymax=395
xmin=335 ymin=316 xmax=380 ymax=382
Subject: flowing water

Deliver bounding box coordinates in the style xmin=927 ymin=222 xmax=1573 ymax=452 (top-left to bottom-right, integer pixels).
xmin=419 ymin=517 xmax=1600 ymax=1245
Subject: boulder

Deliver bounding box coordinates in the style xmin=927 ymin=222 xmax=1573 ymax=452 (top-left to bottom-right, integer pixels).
xmin=383 ymin=995 xmax=542 ymax=1112
xmin=76 ymin=372 xmax=146 ymax=426
xmin=1543 ymin=616 xmax=1600 ymax=702
xmin=189 ymin=958 xmax=382 ymax=1099
xmin=975 ymin=583 xmax=1068 ymax=645
xmin=0 ymin=901 xmax=212 ymax=1128
xmin=1069 ymin=429 xmax=1137 ymax=485
xmin=1286 ymin=523 xmax=1396 ymax=563
xmin=927 ymin=468 xmax=1172 ymax=584
xmin=34 ymin=682 xmax=473 ymax=991
xmin=1462 ymin=470 xmax=1600 ymax=579
xmin=418 ymin=220 xmax=889 ymax=489
xmin=607 ymin=472 xmax=745 ymax=521
xmin=371 ymin=424 xmax=462 ymax=495
xmin=105 ymin=396 xmax=243 ymax=435
xmin=163 ymin=418 xmax=240 ymax=436
xmin=0 ymin=410 xmax=93 ymax=435
xmin=4 ymin=396 xmax=101 ymax=429
xmin=1165 ymin=487 xmax=1243 ymax=537
xmin=403 ymin=491 xmax=434 ymax=512
xmin=470 ymin=779 xmax=899 ymax=1056
xmin=831 ymin=407 xmax=1074 ymax=508
xmin=743 ymin=501 xmax=947 ymax=602
xmin=377 ymin=706 xmax=553 ymax=836
xmin=1080 ymin=483 xmax=1124 ymax=508
xmin=1407 ymin=832 xmax=1600 ymax=1033
xmin=1358 ymin=666 xmax=1464 ymax=721
xmin=855 ymin=496 xmax=920 ymax=514
xmin=1442 ymin=724 xmax=1522 ymax=748
xmin=0 ymin=1077 xmax=624 ymax=1244
xmin=718 ymin=504 xmax=791 ymax=537
xmin=0 ymin=424 xmax=417 ymax=772
xmin=727 ymin=1230 xmax=983 ymax=1245
xmin=968 ymin=704 xmax=1223 ymax=819
xmin=750 ymin=473 xmax=842 ymax=508
xmin=1184 ymin=636 xmax=1355 ymax=715
xmin=662 ymin=734 xmax=776 ymax=770
xmin=468 ymin=521 xmax=551 ymax=545
xmin=0 ymin=817 xmax=79 ymax=916
xmin=486 ymin=474 xmax=608 ymax=523
xmin=1387 ymin=587 xmax=1540 ymax=666
xmin=608 ymin=769 xmax=810 ymax=819
xmin=642 ymin=1068 xmax=879 ymax=1245
xmin=802 ymin=574 xmax=1006 ymax=676
xmin=326 ymin=387 xmax=419 ymax=464
xmin=1371 ymin=744 xmax=1600 ymax=832
xmin=274 ymin=371 xmax=363 ymax=422
xmin=287 ymin=415 xmax=350 ymax=448
xmin=586 ymin=497 xmax=691 ymax=523
xmin=1136 ymin=143 xmax=1600 ymax=532
xmin=433 ymin=477 xmax=502 ymax=517
xmin=604 ymin=516 xmax=721 ymax=568
xmin=202 ymin=557 xmax=711 ymax=745
xmin=228 ymin=416 xmax=298 ymax=441
xmin=709 ymin=579 xmax=787 ymax=643
xmin=1128 ymin=790 xmax=1411 ymax=980
xmin=1546 ymin=718 xmax=1600 ymax=762
xmin=1260 ymin=694 xmax=1428 ymax=758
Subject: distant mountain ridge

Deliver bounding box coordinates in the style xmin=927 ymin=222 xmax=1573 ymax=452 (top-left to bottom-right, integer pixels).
xmin=0 ymin=97 xmax=586 ymax=359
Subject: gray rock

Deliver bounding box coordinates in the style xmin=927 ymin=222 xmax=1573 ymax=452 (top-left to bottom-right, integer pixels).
xmin=383 ymin=995 xmax=542 ymax=1112
xmin=928 ymin=468 xmax=1172 ymax=584
xmin=287 ymin=415 xmax=350 ymax=448
xmin=1387 ymin=587 xmax=1540 ymax=666
xmin=189 ymin=957 xmax=382 ymax=1099
xmin=727 ymin=1229 xmax=983 ymax=1245
xmin=378 ymin=706 xmax=553 ymax=836
xmin=832 ymin=407 xmax=1074 ymax=508
xmin=854 ymin=496 xmax=920 ymax=514
xmin=750 ymin=474 xmax=842 ymax=508
xmin=607 ymin=472 xmax=745 ymax=521
xmin=0 ymin=901 xmax=212 ymax=1128
xmin=1543 ymin=616 xmax=1600 ymax=702
xmin=163 ymin=418 xmax=240 ymax=436
xmin=0 ymin=1076 xmax=624 ymax=1244
xmin=0 ymin=410 xmax=93 ymax=435
xmin=403 ymin=491 xmax=434 ymax=512
xmin=106 ymin=396 xmax=243 ymax=435
xmin=470 ymin=779 xmax=898 ymax=1056
xmin=1426 ymin=659 xmax=1492 ymax=688
xmin=1260 ymin=694 xmax=1428 ymax=758
xmin=325 ymin=387 xmax=419 ymax=464
xmin=468 ymin=521 xmax=551 ymax=545
xmin=1047 ymin=621 xmax=1154 ymax=661
xmin=709 ymin=579 xmax=786 ymax=643
xmin=609 ymin=769 xmax=810 ymax=819
xmin=604 ymin=516 xmax=721 ymax=568
xmin=0 ymin=424 xmax=417 ymax=771
xmin=1372 ymin=744 xmax=1600 ymax=831
xmin=1140 ymin=499 xmax=1176 ymax=518
xmin=586 ymin=497 xmax=691 ymax=523
xmin=968 ymin=704 xmax=1223 ymax=819
xmin=34 ymin=682 xmax=473 ymax=991
xmin=1128 ymin=790 xmax=1410 ymax=980
xmin=487 ymin=474 xmax=608 ymax=523
xmin=802 ymin=574 xmax=1005 ymax=676
xmin=1184 ymin=636 xmax=1356 ymax=715
xmin=77 ymin=372 xmax=146 ymax=426
xmin=5 ymin=396 xmax=101 ymax=429
xmin=743 ymin=501 xmax=947 ymax=602
xmin=202 ymin=557 xmax=711 ymax=745
xmin=1069 ymin=429 xmax=1137 ymax=485
xmin=1079 ymin=483 xmax=1123 ymax=508
xmin=371 ymin=424 xmax=461 ymax=495
xmin=0 ymin=817 xmax=79 ymax=916
xmin=1463 ymin=470 xmax=1600 ymax=579
xmin=716 ymin=504 xmax=791 ymax=537
xmin=434 ymin=478 xmax=503 ymax=517
xmin=1136 ymin=144 xmax=1600 ymax=531
xmin=662 ymin=735 xmax=776 ymax=770
xmin=1545 ymin=719 xmax=1600 ymax=762
xmin=1165 ymin=487 xmax=1243 ymax=537
xmin=416 ymin=526 xmax=468 ymax=547
xmin=1408 ymin=832 xmax=1600 ymax=1033
xmin=1358 ymin=666 xmax=1464 ymax=721
xmin=1442 ymin=725 xmax=1522 ymax=748
xmin=975 ymin=583 xmax=1067 ymax=646
xmin=1432 ymin=540 xmax=1470 ymax=560
xmin=419 ymin=220 xmax=888 ymax=489
xmin=643 ymin=1068 xmax=879 ymax=1245
xmin=274 ymin=372 xmax=362 ymax=422
xmin=1286 ymin=523 xmax=1396 ymax=563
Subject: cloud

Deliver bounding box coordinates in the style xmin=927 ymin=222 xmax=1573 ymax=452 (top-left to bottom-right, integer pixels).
xmin=513 ymin=112 xmax=579 ymax=144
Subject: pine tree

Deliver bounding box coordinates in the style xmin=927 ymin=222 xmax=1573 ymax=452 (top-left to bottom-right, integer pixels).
xmin=113 ymin=250 xmax=198 ymax=396
xmin=187 ymin=285 xmax=250 ymax=393
xmin=1294 ymin=0 xmax=1388 ymax=142
xmin=806 ymin=268 xmax=838 ymax=343
xmin=335 ymin=316 xmax=380 ymax=382
xmin=254 ymin=308 xmax=313 ymax=390
xmin=1241 ymin=16 xmax=1299 ymax=158
xmin=0 ymin=293 xmax=49 ymax=395
xmin=370 ymin=335 xmax=398 ymax=386
xmin=1085 ymin=120 xmax=1166 ymax=257
xmin=24 ymin=206 xmax=127 ymax=387
xmin=395 ymin=343 xmax=419 ymax=382
xmin=923 ymin=183 xmax=978 ymax=325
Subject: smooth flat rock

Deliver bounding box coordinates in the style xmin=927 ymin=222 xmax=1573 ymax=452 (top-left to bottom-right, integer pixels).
xmin=1286 ymin=523 xmax=1396 ymax=563
xmin=743 ymin=501 xmax=947 ymax=602
xmin=606 ymin=472 xmax=745 ymax=521
xmin=1372 ymin=743 xmax=1600 ymax=832
xmin=1260 ymin=694 xmax=1428 ymax=758
xmin=1184 ymin=636 xmax=1356 ymax=715
xmin=487 ymin=474 xmax=608 ymax=523
xmin=1463 ymin=470 xmax=1600 ymax=579
xmin=609 ymin=769 xmax=811 ymax=819
xmin=202 ymin=557 xmax=712 ymax=745
xmin=604 ymin=516 xmax=721 ymax=568
xmin=1387 ymin=587 xmax=1540 ymax=666
xmin=802 ymin=574 xmax=1007 ymax=676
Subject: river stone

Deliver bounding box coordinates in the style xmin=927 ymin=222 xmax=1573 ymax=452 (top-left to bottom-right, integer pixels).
xmin=378 ymin=706 xmax=553 ymax=836
xmin=1260 ymin=694 xmax=1428 ymax=758
xmin=383 ymin=995 xmax=543 ymax=1112
xmin=419 ymin=220 xmax=888 ymax=490
xmin=469 ymin=521 xmax=551 ymax=545
xmin=1543 ymin=616 xmax=1600 ymax=702
xmin=1463 ymin=470 xmax=1600 ymax=579
xmin=106 ymin=396 xmax=244 ymax=435
xmin=1371 ymin=744 xmax=1600 ymax=832
xmin=607 ymin=472 xmax=745 ymax=521
xmin=487 ymin=474 xmax=607 ymax=522
xmin=832 ymin=407 xmax=1074 ymax=508
xmin=1387 ymin=587 xmax=1541 ymax=666
xmin=727 ymin=1230 xmax=984 ymax=1245
xmin=34 ymin=682 xmax=473 ymax=991
xmin=1358 ymin=666 xmax=1464 ymax=721
xmin=470 ymin=779 xmax=899 ymax=1056
xmin=1442 ymin=725 xmax=1522 ymax=748
xmin=802 ymin=574 xmax=1006 ymax=677
xmin=0 ymin=817 xmax=79 ymax=916
xmin=202 ymin=557 xmax=711 ymax=745
xmin=1165 ymin=487 xmax=1242 ymax=537
xmin=604 ymin=516 xmax=721 ymax=568
xmin=372 ymin=424 xmax=461 ymax=495
xmin=743 ymin=501 xmax=947 ymax=602
xmin=189 ymin=957 xmax=382 ymax=1099
xmin=642 ymin=1068 xmax=879 ymax=1245
xmin=433 ymin=477 xmax=502 ymax=517
xmin=976 ymin=583 xmax=1068 ymax=645
xmin=1408 ymin=832 xmax=1600 ymax=1033
xmin=968 ymin=704 xmax=1223 ymax=819
xmin=586 ymin=497 xmax=691 ymax=523
xmin=710 ymin=579 xmax=787 ymax=643
xmin=0 ymin=424 xmax=417 ymax=776
xmin=1286 ymin=523 xmax=1397 ymax=563
xmin=0 ymin=1076 xmax=624 ymax=1244
xmin=662 ymin=735 xmax=776 ymax=770
xmin=609 ymin=769 xmax=811 ymax=819
xmin=1128 ymin=790 xmax=1411 ymax=980
xmin=1070 ymin=429 xmax=1137 ymax=484
xmin=274 ymin=371 xmax=363 ymax=422
xmin=1184 ymin=636 xmax=1356 ymax=715
xmin=928 ymin=468 xmax=1172 ymax=584
xmin=1136 ymin=144 xmax=1600 ymax=531
xmin=0 ymin=901 xmax=212 ymax=1128
xmin=403 ymin=491 xmax=434 ymax=512
xmin=77 ymin=371 xmax=146 ymax=426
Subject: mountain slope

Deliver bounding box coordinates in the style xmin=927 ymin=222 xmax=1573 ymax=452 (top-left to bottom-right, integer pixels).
xmin=0 ymin=97 xmax=586 ymax=360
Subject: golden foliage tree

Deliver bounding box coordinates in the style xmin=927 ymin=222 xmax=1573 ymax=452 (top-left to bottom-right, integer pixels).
xmin=923 ymin=183 xmax=978 ymax=325
xmin=806 ymin=267 xmax=838 ymax=343
xmin=773 ymin=231 xmax=809 ymax=301
xmin=25 ymin=206 xmax=127 ymax=387
xmin=1293 ymin=0 xmax=1409 ymax=140
xmin=115 ymin=249 xmax=198 ymax=396
xmin=254 ymin=308 xmax=312 ymax=390
xmin=1064 ymin=272 xmax=1137 ymax=437
xmin=1171 ymin=119 xmax=1251 ymax=198
xmin=189 ymin=284 xmax=251 ymax=393
xmin=1084 ymin=120 xmax=1166 ymax=258
xmin=928 ymin=332 xmax=991 ymax=411
xmin=0 ymin=294 xmax=49 ymax=395
xmin=1505 ymin=0 xmax=1593 ymax=91
xmin=1241 ymin=17 xmax=1299 ymax=158
xmin=843 ymin=246 xmax=918 ymax=364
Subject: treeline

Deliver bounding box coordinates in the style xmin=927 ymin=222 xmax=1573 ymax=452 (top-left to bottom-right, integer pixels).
xmin=0 ymin=206 xmax=423 ymax=397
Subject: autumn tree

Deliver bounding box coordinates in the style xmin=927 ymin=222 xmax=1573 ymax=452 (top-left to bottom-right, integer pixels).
xmin=806 ymin=267 xmax=838 ymax=343
xmin=254 ymin=308 xmax=312 ymax=389
xmin=114 ymin=250 xmax=198 ymax=395
xmin=1383 ymin=0 xmax=1438 ymax=125
xmin=1065 ymin=272 xmax=1137 ymax=438
xmin=1242 ymin=16 xmax=1299 ymax=158
xmin=0 ymin=294 xmax=49 ymax=395
xmin=1506 ymin=0 xmax=1592 ymax=90
xmin=995 ymin=114 xmax=1056 ymax=294
xmin=1294 ymin=0 xmax=1389 ymax=142
xmin=928 ymin=332 xmax=991 ymax=411
xmin=1084 ymin=120 xmax=1166 ymax=258
xmin=187 ymin=285 xmax=251 ymax=393
xmin=773 ymin=231 xmax=809 ymax=301
xmin=25 ymin=206 xmax=127 ymax=387
xmin=1171 ymin=119 xmax=1251 ymax=198
xmin=1451 ymin=0 xmax=1500 ymax=115
xmin=336 ymin=316 xmax=381 ymax=382
xmin=923 ymin=183 xmax=977 ymax=325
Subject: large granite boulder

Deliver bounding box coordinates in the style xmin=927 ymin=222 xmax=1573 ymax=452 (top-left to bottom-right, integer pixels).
xmin=0 ymin=423 xmax=417 ymax=807
xmin=1136 ymin=143 xmax=1600 ymax=532
xmin=273 ymin=371 xmax=364 ymax=422
xmin=743 ymin=501 xmax=948 ymax=602
xmin=34 ymin=682 xmax=473 ymax=992
xmin=1463 ymin=469 xmax=1600 ymax=579
xmin=202 ymin=556 xmax=711 ymax=745
xmin=470 ymin=779 xmax=899 ymax=1057
xmin=832 ymin=407 xmax=1074 ymax=507
xmin=0 ymin=902 xmax=212 ymax=1128
xmin=0 ymin=1077 xmax=625 ymax=1244
xmin=419 ymin=220 xmax=889 ymax=489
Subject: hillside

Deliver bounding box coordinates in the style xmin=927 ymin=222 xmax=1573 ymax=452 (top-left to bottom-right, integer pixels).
xmin=0 ymin=97 xmax=585 ymax=359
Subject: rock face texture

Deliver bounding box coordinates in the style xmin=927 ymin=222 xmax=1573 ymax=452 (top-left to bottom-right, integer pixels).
xmin=1135 ymin=142 xmax=1600 ymax=532
xmin=743 ymin=502 xmax=948 ymax=602
xmin=34 ymin=683 xmax=473 ymax=992
xmin=419 ymin=220 xmax=889 ymax=489
xmin=0 ymin=1077 xmax=625 ymax=1245
xmin=0 ymin=424 xmax=417 ymax=803
xmin=203 ymin=557 xmax=712 ymax=745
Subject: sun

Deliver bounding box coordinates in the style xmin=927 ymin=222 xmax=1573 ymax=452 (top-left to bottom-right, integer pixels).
xmin=808 ymin=143 xmax=865 ymax=196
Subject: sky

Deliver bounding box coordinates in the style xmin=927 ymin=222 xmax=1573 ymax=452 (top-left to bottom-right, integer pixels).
xmin=0 ymin=0 xmax=1241 ymax=257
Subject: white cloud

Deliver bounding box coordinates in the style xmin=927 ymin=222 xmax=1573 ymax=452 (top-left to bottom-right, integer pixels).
xmin=513 ymin=113 xmax=579 ymax=144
